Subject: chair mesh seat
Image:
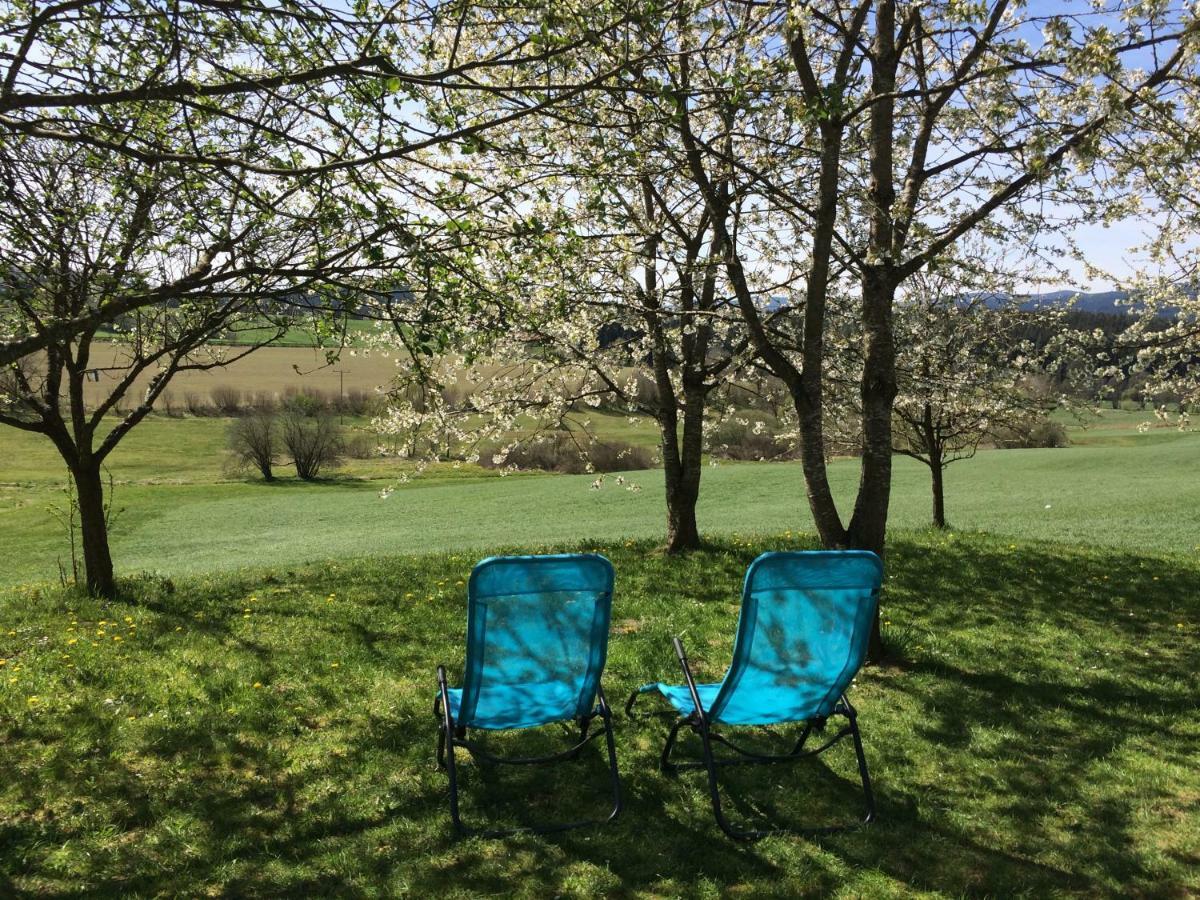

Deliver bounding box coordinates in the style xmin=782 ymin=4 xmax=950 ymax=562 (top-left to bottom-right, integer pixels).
xmin=640 ymin=551 xmax=882 ymax=725
xmin=450 ymin=554 xmax=614 ymax=730
xmin=445 ymin=683 xmax=597 ymax=730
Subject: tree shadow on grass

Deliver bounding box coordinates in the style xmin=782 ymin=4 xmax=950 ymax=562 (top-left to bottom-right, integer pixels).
xmin=2 ymin=537 xmax=1197 ymax=896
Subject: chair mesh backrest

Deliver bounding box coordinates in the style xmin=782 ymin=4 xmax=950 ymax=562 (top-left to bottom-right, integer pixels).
xmin=709 ymin=551 xmax=882 ymax=724
xmin=457 ymin=553 xmax=614 ymax=725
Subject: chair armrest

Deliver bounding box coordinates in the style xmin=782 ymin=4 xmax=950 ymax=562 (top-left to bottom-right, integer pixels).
xmin=435 ymin=665 xmax=451 ymax=721
xmin=672 ymin=636 xmax=709 ymax=727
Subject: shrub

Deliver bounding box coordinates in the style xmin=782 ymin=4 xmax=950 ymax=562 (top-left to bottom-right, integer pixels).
xmin=210 ymin=385 xmax=242 ymax=415
xmin=337 ymin=388 xmax=375 ymax=417
xmin=281 ymin=390 xmax=327 ymax=417
xmin=280 ymin=409 xmax=342 ymax=480
xmin=709 ymin=417 xmax=798 ymax=461
xmin=184 ymin=391 xmax=210 ymax=417
xmin=991 ymin=418 xmax=1069 ymax=449
xmin=246 ymin=391 xmax=278 ymax=413
xmin=479 ymin=432 xmax=656 ymax=474
xmin=587 ymin=440 xmax=655 ymax=472
xmin=228 ymin=413 xmax=278 ymax=481
xmin=343 ymin=431 xmax=378 ymax=459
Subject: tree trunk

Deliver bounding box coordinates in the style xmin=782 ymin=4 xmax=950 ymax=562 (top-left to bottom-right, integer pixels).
xmin=924 ymin=405 xmax=947 ymax=528
xmin=847 ymin=267 xmax=899 ymax=662
xmin=72 ymin=461 xmax=116 ymax=597
xmin=930 ymin=460 xmax=946 ymax=529
xmin=664 ymin=382 xmax=706 ymax=554
xmin=664 ymin=472 xmax=701 ymax=553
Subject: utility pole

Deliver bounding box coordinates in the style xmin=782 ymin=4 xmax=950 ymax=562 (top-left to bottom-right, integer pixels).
xmin=334 ymin=368 xmax=348 ymax=424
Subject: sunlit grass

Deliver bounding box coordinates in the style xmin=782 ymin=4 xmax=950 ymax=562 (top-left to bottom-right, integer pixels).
xmin=1 ymin=532 xmax=1197 ymax=896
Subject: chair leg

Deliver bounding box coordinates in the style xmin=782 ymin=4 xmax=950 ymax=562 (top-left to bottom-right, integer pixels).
xmin=436 ymin=668 xmax=466 ymax=834
xmin=690 ymin=717 xmax=762 ymax=840
xmin=847 ymin=704 xmax=876 ymax=825
xmin=660 ymin=718 xmax=687 ymax=773
xmin=660 ymin=709 xmax=877 ymax=840
xmin=596 ymin=685 xmax=623 ymax=824
xmin=435 ymin=673 xmax=623 ymax=837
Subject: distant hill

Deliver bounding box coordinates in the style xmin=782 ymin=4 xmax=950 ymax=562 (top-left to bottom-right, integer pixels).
xmin=1017 ymin=290 xmax=1133 ymax=314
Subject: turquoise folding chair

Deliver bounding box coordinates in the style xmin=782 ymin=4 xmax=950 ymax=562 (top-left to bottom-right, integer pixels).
xmin=626 ymin=550 xmax=882 ymax=839
xmin=434 ymin=553 xmax=622 ymax=836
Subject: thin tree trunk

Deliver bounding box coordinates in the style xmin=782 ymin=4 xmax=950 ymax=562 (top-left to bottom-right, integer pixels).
xmin=72 ymin=460 xmax=116 ymax=597
xmin=664 ymin=381 xmax=706 ymax=553
xmin=930 ymin=460 xmax=946 ymax=529
xmin=923 ymin=403 xmax=947 ymax=528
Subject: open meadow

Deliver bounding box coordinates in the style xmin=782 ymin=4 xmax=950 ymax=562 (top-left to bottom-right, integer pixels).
xmin=1 ymin=408 xmax=1197 ymax=587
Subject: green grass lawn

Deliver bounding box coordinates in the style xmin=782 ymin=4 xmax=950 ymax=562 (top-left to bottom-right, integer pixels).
xmin=1 ymin=533 xmax=1197 ymax=896
xmin=1 ymin=409 xmax=1198 ymax=587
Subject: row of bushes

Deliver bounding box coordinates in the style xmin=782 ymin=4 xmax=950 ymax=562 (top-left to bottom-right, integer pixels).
xmin=159 ymin=385 xmax=378 ymax=418
xmin=706 ymin=413 xmax=1069 ymax=460
xmin=477 ymin=432 xmax=656 ymax=474
xmin=991 ymin=419 xmax=1070 ymax=449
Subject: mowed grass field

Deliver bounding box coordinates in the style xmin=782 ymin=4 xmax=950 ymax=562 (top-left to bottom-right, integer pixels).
xmin=75 ymin=343 xmax=402 ymax=410
xmin=1 ymin=408 xmax=1198 ymax=587
xmin=1 ymin=534 xmax=1197 ymax=896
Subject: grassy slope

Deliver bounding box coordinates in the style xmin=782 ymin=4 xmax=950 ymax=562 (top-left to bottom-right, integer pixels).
xmin=1 ymin=533 xmax=1197 ymax=897
xmin=1 ymin=410 xmax=1198 ymax=587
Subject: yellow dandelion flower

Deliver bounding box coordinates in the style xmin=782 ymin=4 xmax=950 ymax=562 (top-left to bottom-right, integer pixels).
xmin=253 ymin=682 xmax=262 ymax=689
xmin=330 ymin=662 xmax=340 ymax=668
xmin=27 ymin=696 xmax=38 ymax=703
xmin=67 ymin=638 xmax=77 ymax=645
xmin=0 ymin=660 xmax=5 ymax=666
xmin=124 ymin=617 xmax=133 ymax=624
xmin=243 ymin=614 xmax=251 ymax=619
xmin=175 ymin=626 xmax=182 ymax=632
xmin=113 ymin=636 xmax=122 ymax=642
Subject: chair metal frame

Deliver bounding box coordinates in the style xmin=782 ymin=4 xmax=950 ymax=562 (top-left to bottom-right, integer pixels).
xmin=432 ymin=553 xmax=623 ymax=838
xmin=435 ymin=666 xmax=622 ymax=837
xmin=627 ymin=637 xmax=874 ymax=840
